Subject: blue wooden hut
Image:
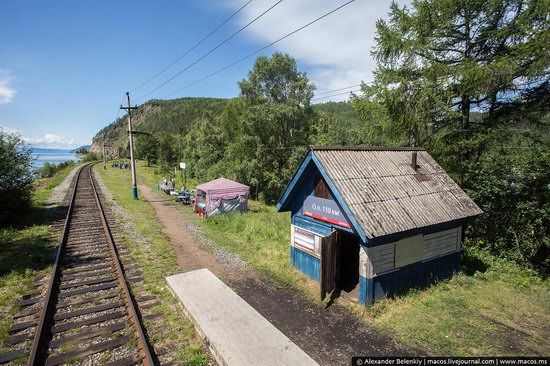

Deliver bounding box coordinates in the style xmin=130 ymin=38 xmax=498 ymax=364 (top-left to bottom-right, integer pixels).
xmin=276 ymin=147 xmax=482 ymax=305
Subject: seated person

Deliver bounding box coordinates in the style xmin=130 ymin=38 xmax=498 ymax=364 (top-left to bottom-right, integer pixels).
xmin=177 ymin=185 xmax=190 ymax=203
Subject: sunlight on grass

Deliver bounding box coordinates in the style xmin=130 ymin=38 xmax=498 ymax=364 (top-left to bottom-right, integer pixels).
xmin=95 ymin=164 xmax=209 ymax=364
xmin=0 ymin=163 xmax=79 ymax=351
xmin=134 ymin=159 xmax=550 ymax=356
xmin=366 ymin=248 xmax=550 ymax=356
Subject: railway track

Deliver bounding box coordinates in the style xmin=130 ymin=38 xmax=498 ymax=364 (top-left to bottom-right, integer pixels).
xmin=1 ymin=164 xmax=156 ymax=366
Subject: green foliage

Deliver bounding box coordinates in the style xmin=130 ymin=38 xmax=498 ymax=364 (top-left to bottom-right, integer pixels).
xmin=466 ymin=149 xmax=550 ymax=275
xmin=219 ymin=53 xmax=316 ymax=202
xmin=353 ymin=0 xmax=550 ymax=273
xmin=135 ymin=134 xmax=159 ymax=167
xmin=36 ymin=160 xmax=75 ymax=179
xmin=139 ymin=97 xmax=228 ymax=135
xmin=313 ymin=101 xmax=372 ymax=146
xmin=180 ymin=112 xmax=226 ymax=182
xmin=1 ymin=162 xmax=79 ymax=350
xmin=0 ymin=129 xmax=34 ymax=224
xmin=93 ymin=97 xmax=229 ymax=148
xmin=94 ymin=55 xmax=320 ymax=204
xmin=157 ymin=133 xmax=178 ymax=171
xmin=81 ymin=152 xmax=99 ymax=162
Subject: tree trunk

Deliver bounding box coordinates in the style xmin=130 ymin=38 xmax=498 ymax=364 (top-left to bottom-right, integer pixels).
xmin=459 ymin=94 xmax=470 ymax=185
xmin=459 ymin=12 xmax=472 ymax=186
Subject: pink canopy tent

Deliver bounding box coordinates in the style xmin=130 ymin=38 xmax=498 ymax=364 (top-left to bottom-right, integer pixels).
xmin=195 ymin=178 xmax=250 ymax=217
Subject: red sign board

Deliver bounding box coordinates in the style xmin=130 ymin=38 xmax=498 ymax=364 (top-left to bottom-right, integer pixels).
xmin=303 ymin=196 xmax=351 ymax=228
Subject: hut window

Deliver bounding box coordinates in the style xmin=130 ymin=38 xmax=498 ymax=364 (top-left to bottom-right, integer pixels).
xmin=314 ymin=176 xmax=330 ymax=199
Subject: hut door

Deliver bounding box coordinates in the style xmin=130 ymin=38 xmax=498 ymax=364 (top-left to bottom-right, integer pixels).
xmin=321 ymin=230 xmax=339 ymax=301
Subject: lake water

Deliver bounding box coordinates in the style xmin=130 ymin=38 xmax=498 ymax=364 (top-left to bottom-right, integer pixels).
xmin=32 ymin=152 xmax=81 ymax=168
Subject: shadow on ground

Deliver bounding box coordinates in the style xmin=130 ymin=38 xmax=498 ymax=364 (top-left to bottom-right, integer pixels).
xmin=0 ymin=204 xmax=66 ymax=277
xmin=461 ymin=251 xmax=489 ymax=275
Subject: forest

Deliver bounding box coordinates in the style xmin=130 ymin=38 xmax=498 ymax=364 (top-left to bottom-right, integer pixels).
xmin=90 ymin=0 xmax=549 ymax=275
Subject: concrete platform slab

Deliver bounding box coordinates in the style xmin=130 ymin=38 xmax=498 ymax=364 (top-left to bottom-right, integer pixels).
xmin=166 ymin=268 xmax=319 ymax=366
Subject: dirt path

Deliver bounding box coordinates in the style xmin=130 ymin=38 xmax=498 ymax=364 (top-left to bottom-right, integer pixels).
xmin=138 ymin=182 xmax=417 ymax=365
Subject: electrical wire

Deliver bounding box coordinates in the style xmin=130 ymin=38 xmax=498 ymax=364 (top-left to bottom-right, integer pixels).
xmin=135 ymin=0 xmax=285 ymax=101
xmin=311 ymin=88 xmax=362 ymax=101
xmin=161 ymin=0 xmax=357 ymax=99
xmin=130 ymin=0 xmax=254 ymax=92
xmin=111 ymin=94 xmax=127 ymax=123
xmin=314 ymin=83 xmax=363 ymax=96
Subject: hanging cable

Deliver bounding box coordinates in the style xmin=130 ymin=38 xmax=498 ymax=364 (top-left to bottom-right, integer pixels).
xmin=161 ymin=0 xmax=357 ymax=99
xmin=311 ymin=89 xmax=362 ymax=101
xmin=314 ymin=84 xmax=363 ymax=96
xmin=130 ymin=0 xmax=254 ymax=92
xmin=135 ymin=0 xmax=285 ymax=101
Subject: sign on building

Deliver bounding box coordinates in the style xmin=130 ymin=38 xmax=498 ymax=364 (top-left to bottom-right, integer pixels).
xmin=303 ymin=196 xmax=351 ymax=228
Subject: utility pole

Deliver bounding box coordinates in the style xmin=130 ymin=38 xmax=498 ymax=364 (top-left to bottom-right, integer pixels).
xmin=103 ymin=142 xmax=107 ymax=170
xmin=121 ymin=92 xmax=138 ymax=199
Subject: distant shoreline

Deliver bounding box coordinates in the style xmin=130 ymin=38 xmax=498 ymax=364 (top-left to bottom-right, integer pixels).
xmin=31 ymin=151 xmax=81 ymax=169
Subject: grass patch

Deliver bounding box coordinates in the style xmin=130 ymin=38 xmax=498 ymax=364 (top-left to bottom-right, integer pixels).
xmin=94 ymin=164 xmax=209 ymax=364
xmin=365 ymin=247 xmax=550 ymax=356
xmin=0 ymin=163 xmax=80 ymax=352
xmin=32 ymin=162 xmax=79 ymax=207
xmin=134 ymin=160 xmax=550 ymax=356
xmin=135 ymin=161 xmax=321 ymax=302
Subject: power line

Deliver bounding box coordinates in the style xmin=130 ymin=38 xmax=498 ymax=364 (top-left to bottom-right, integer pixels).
xmin=111 ymin=94 xmax=127 ymax=124
xmin=311 ymin=88 xmax=362 ymax=101
xmin=314 ymin=83 xmax=363 ymax=96
xmin=162 ymin=0 xmax=358 ymax=99
xmin=130 ymin=0 xmax=253 ymax=92
xmin=135 ymin=0 xmax=285 ymax=101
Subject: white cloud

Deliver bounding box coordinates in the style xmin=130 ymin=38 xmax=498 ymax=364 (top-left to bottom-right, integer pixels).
xmin=0 ymin=124 xmax=84 ymax=149
xmin=24 ymin=133 xmax=83 ymax=149
xmin=0 ymin=70 xmax=17 ymax=104
xmin=226 ymin=0 xmax=410 ymax=101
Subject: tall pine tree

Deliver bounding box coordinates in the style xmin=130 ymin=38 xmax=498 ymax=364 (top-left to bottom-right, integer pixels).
xmin=353 ymin=0 xmax=550 ymax=273
xmin=353 ymin=0 xmax=549 ymax=182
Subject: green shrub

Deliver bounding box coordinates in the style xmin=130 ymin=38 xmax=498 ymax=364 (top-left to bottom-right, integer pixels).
xmin=36 ymin=160 xmax=75 ymax=179
xmin=81 ymin=152 xmax=99 ymax=162
xmin=0 ymin=129 xmax=34 ymax=224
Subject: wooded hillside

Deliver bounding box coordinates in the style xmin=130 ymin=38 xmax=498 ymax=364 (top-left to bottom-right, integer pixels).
xmin=91 ymin=97 xmax=230 ymax=154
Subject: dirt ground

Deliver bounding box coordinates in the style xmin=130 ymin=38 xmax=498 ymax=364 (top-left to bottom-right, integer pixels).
xmin=138 ymin=183 xmax=417 ymax=365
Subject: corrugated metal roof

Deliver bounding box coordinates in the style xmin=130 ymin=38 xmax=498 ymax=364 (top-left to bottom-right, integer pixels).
xmin=313 ymin=147 xmax=482 ymax=239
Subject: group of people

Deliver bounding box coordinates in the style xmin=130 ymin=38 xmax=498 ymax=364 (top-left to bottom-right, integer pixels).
xmin=160 ymin=178 xmax=176 ymax=190
xmin=158 ymin=178 xmax=191 ymax=204
xmin=112 ymin=161 xmax=130 ymax=170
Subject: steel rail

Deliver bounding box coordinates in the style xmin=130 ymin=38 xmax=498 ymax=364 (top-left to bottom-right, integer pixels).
xmin=89 ymin=164 xmax=155 ymax=366
xmin=27 ymin=164 xmax=87 ymax=366
xmin=27 ymin=163 xmax=155 ymax=365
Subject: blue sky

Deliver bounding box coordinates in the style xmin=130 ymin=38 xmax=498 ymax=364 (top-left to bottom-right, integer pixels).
xmin=0 ymin=0 xmax=406 ymax=149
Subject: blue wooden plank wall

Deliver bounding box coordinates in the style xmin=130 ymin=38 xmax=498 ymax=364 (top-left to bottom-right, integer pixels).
xmin=290 ymin=246 xmax=320 ymax=282
xmin=292 ymin=215 xmax=332 ymax=236
xmin=360 ymin=252 xmax=461 ymax=305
